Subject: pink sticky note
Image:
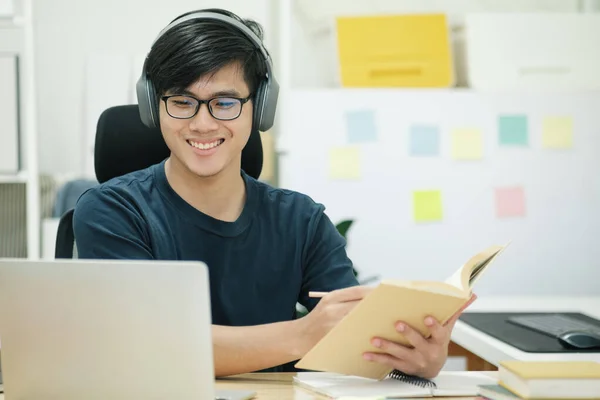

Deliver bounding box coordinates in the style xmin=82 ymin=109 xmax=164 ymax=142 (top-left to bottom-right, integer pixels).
xmin=495 ymin=187 xmax=526 ymax=218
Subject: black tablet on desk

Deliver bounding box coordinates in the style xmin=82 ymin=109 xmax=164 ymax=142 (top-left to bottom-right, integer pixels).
xmin=459 ymin=311 xmax=600 ymax=353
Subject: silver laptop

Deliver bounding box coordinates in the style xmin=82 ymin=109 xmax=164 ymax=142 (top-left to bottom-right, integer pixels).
xmin=0 ymin=259 xmax=255 ymax=400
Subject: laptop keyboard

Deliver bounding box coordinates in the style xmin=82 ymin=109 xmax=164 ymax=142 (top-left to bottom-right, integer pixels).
xmin=508 ymin=314 xmax=600 ymax=338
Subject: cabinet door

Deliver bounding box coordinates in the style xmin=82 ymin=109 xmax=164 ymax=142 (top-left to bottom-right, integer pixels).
xmin=0 ymin=54 xmax=19 ymax=173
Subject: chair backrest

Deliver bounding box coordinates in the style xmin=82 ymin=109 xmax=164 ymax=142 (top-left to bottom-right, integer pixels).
xmin=55 ymin=104 xmax=264 ymax=258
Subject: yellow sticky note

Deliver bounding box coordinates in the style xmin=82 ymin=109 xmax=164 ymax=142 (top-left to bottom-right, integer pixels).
xmin=413 ymin=190 xmax=443 ymax=222
xmin=452 ymin=128 xmax=482 ymax=160
xmin=543 ymin=116 xmax=573 ymax=149
xmin=329 ymin=147 xmax=360 ymax=180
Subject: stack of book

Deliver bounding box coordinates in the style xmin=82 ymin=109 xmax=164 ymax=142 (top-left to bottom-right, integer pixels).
xmin=477 ymin=361 xmax=600 ymax=399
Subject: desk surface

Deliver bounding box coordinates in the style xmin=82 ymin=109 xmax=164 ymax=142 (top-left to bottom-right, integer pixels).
xmin=0 ymin=372 xmax=496 ymax=400
xmin=453 ymin=295 xmax=600 ymax=366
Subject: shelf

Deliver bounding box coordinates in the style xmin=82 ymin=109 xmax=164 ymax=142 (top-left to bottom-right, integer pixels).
xmin=0 ymin=170 xmax=28 ymax=183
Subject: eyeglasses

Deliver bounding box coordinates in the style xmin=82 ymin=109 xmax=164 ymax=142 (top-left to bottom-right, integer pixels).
xmin=161 ymin=94 xmax=252 ymax=121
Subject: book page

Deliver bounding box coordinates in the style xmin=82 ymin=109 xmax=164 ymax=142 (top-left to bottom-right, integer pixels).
xmin=468 ymin=256 xmax=494 ymax=286
xmin=294 ymin=373 xmax=430 ymax=398
xmin=432 ymin=372 xmax=497 ymax=396
xmin=444 ymin=263 xmax=467 ymax=291
xmin=444 ymin=245 xmax=507 ymax=292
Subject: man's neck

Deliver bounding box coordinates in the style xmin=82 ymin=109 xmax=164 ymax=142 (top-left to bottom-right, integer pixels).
xmin=164 ymin=157 xmax=246 ymax=222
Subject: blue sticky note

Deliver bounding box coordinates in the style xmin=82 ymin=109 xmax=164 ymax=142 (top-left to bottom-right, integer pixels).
xmin=409 ymin=125 xmax=440 ymax=156
xmin=345 ymin=110 xmax=377 ymax=143
xmin=499 ymin=115 xmax=528 ymax=146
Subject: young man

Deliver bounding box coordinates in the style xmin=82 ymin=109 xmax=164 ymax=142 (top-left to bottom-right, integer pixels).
xmin=73 ymin=8 xmax=459 ymax=378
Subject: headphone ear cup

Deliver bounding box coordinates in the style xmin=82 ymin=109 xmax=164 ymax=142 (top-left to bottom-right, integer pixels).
xmin=252 ymin=81 xmax=266 ymax=132
xmin=136 ymin=74 xmax=159 ymax=128
xmin=257 ymin=76 xmax=279 ymax=132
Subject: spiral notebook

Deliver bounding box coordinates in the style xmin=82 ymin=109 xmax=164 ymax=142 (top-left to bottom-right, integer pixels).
xmin=293 ymin=371 xmax=497 ymax=398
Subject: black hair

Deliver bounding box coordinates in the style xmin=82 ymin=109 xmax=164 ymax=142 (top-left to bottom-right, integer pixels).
xmin=146 ymin=8 xmax=267 ymax=99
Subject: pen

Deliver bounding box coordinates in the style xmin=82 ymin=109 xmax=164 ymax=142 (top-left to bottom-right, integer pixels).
xmin=308 ymin=291 xmax=328 ymax=298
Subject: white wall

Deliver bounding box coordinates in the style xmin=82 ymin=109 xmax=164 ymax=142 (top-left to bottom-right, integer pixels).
xmin=279 ymin=89 xmax=600 ymax=296
xmin=33 ymin=0 xmax=271 ymax=176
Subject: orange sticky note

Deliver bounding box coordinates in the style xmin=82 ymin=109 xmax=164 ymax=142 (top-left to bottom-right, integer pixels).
xmin=495 ymin=186 xmax=526 ymax=218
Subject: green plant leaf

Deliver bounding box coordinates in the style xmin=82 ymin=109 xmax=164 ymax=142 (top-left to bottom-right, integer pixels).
xmin=336 ymin=219 xmax=357 ymax=277
xmin=335 ymin=219 xmax=354 ymax=239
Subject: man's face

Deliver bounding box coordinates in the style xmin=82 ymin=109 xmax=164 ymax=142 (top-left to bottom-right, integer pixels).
xmin=159 ymin=62 xmax=253 ymax=179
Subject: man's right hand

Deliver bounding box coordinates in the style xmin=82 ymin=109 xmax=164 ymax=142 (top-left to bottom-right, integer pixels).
xmin=295 ymin=286 xmax=373 ymax=356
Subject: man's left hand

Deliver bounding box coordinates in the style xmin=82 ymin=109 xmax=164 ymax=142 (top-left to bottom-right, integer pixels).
xmin=362 ymin=294 xmax=477 ymax=379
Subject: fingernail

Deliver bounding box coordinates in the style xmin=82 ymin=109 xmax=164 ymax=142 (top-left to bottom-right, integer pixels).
xmin=396 ymin=323 xmax=405 ymax=332
xmin=425 ymin=317 xmax=434 ymax=326
xmin=363 ymin=353 xmax=373 ymax=361
xmin=372 ymin=338 xmax=381 ymax=347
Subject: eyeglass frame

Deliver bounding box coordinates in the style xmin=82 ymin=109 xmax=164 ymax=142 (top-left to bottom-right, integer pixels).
xmin=160 ymin=93 xmax=253 ymax=121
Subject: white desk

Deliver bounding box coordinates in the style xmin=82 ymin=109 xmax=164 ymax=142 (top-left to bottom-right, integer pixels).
xmin=451 ymin=296 xmax=600 ymax=368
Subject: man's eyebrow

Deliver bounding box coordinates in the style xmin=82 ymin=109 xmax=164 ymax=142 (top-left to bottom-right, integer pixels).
xmin=173 ymin=88 xmax=245 ymax=98
xmin=211 ymin=89 xmax=244 ymax=97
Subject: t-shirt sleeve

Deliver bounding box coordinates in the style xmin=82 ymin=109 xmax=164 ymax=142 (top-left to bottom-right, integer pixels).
xmin=298 ymin=208 xmax=360 ymax=311
xmin=72 ymin=188 xmax=154 ymax=259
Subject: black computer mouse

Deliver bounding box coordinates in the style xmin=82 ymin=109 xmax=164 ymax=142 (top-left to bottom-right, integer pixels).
xmin=558 ymin=331 xmax=600 ymax=349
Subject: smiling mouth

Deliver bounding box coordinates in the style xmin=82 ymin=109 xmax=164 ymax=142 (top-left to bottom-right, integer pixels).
xmin=187 ymin=139 xmax=225 ymax=150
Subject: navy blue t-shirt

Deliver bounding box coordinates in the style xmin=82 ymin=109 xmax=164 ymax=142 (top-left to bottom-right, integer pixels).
xmin=72 ymin=160 xmax=358 ymax=370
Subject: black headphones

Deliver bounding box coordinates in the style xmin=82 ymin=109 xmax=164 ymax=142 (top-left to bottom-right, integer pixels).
xmin=136 ymin=11 xmax=279 ymax=132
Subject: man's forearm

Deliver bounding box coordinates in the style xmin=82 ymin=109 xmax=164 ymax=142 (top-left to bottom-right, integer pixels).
xmin=212 ymin=319 xmax=307 ymax=377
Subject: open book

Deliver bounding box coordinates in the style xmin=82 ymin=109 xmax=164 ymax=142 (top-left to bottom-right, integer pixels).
xmin=295 ymin=244 xmax=509 ymax=380
xmin=294 ymin=371 xmax=498 ymax=399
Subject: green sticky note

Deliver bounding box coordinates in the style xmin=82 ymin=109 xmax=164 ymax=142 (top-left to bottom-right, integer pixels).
xmin=413 ymin=190 xmax=443 ymax=222
xmin=499 ymin=115 xmax=528 ymax=146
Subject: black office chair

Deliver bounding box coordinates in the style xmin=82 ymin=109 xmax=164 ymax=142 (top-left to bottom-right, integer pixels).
xmin=54 ymin=104 xmax=263 ymax=258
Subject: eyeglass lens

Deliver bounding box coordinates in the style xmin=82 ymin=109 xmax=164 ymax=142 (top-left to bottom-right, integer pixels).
xmin=165 ymin=95 xmax=242 ymax=120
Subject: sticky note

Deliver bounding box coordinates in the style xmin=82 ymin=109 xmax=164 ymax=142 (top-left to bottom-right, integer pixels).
xmin=413 ymin=190 xmax=443 ymax=222
xmin=499 ymin=115 xmax=528 ymax=146
xmin=409 ymin=125 xmax=440 ymax=156
xmin=329 ymin=147 xmax=360 ymax=180
xmin=543 ymin=116 xmax=573 ymax=149
xmin=451 ymin=128 xmax=482 ymax=160
xmin=345 ymin=109 xmax=377 ymax=143
xmin=495 ymin=186 xmax=526 ymax=218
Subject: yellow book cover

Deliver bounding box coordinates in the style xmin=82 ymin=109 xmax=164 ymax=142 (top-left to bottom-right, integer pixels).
xmin=335 ymin=13 xmax=454 ymax=87
xmin=499 ymin=361 xmax=600 ymax=399
xmin=500 ymin=361 xmax=600 ymax=379
xmin=295 ymin=244 xmax=509 ymax=380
